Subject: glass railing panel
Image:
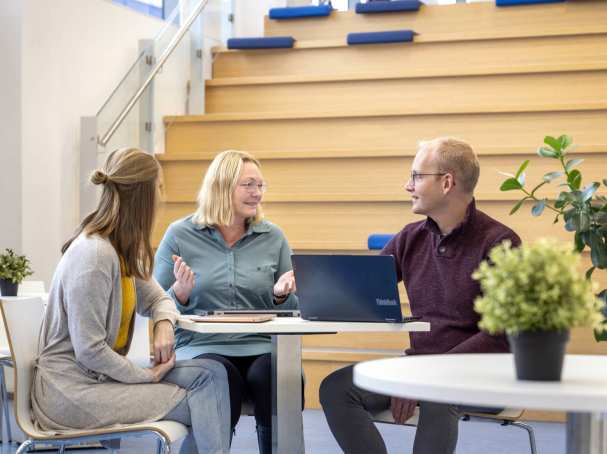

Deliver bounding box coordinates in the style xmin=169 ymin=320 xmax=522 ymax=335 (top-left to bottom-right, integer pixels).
xmin=96 ymin=0 xmax=218 ymax=151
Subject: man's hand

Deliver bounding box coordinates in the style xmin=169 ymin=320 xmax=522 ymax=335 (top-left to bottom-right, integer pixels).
xmin=273 ymin=270 xmax=296 ymax=301
xmin=153 ymin=320 xmax=175 ymax=365
xmin=172 ymin=255 xmax=195 ymax=305
xmin=149 ymin=352 xmax=176 ymax=383
xmin=390 ymin=397 xmax=417 ymax=425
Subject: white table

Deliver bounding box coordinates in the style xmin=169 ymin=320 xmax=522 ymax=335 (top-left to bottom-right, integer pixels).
xmin=354 ymin=353 xmax=607 ymax=454
xmin=178 ymin=316 xmax=429 ymax=454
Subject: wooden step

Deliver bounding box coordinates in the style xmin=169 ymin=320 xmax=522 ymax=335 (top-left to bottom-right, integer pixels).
xmin=264 ymin=1 xmax=607 ymax=41
xmin=162 ymin=110 xmax=607 ymax=158
xmin=159 ymin=153 xmax=606 ymax=204
xmin=205 ymin=70 xmax=607 ymax=115
xmin=212 ymin=34 xmax=607 ymax=82
xmin=154 ymin=201 xmax=607 ymax=264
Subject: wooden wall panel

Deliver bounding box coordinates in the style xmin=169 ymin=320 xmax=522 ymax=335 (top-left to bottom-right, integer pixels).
xmin=206 ymin=71 xmax=607 ymax=115
xmin=160 ymin=154 xmax=606 ymax=203
xmin=163 ymin=110 xmax=607 ymax=158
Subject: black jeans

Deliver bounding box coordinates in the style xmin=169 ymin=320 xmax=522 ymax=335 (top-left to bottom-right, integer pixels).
xmin=195 ymin=353 xmax=273 ymax=429
xmin=320 ymin=365 xmax=461 ymax=454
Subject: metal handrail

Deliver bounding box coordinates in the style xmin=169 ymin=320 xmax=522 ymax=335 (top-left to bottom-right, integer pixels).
xmin=98 ymin=0 xmax=210 ymax=146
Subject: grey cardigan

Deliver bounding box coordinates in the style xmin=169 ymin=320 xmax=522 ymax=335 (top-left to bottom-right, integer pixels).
xmin=32 ymin=234 xmax=186 ymax=431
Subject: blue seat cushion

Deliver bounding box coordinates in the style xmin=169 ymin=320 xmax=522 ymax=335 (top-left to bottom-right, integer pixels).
xmin=355 ymin=0 xmax=422 ymax=14
xmin=496 ymin=0 xmax=565 ymax=5
xmin=368 ymin=234 xmax=396 ymax=250
xmin=227 ymin=37 xmax=295 ymax=50
xmin=269 ymin=5 xmax=333 ymax=20
xmin=348 ymin=30 xmax=415 ymax=45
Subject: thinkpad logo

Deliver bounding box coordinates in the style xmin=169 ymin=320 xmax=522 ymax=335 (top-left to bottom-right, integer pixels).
xmin=376 ymin=298 xmax=397 ymax=306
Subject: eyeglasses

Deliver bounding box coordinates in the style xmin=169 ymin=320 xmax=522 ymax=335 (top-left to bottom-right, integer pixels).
xmin=406 ymin=171 xmax=447 ymax=187
xmin=238 ymin=181 xmax=268 ymax=194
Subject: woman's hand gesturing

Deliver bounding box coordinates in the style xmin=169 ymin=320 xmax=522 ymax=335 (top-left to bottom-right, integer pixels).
xmin=172 ymin=255 xmax=195 ymax=305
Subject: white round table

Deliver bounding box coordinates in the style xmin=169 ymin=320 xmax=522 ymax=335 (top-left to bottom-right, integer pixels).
xmin=354 ymin=353 xmax=607 ymax=454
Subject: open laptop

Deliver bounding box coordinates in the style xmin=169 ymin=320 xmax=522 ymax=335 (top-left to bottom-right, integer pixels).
xmin=292 ymin=254 xmax=410 ymax=323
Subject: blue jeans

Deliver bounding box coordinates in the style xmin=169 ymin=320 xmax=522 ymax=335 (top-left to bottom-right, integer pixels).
xmin=163 ymin=359 xmax=231 ymax=454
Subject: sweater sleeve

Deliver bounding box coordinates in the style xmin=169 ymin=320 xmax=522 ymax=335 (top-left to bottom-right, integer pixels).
xmin=380 ymin=231 xmax=404 ymax=283
xmin=446 ymin=331 xmax=509 ymax=354
xmin=135 ymin=276 xmax=180 ymax=326
xmin=447 ymin=230 xmax=519 ymax=354
xmin=66 ymin=266 xmax=155 ymax=384
xmin=153 ymin=223 xmax=189 ymax=307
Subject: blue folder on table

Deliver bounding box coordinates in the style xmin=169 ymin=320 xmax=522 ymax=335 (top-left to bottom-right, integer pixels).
xmin=292 ymin=255 xmax=406 ymax=323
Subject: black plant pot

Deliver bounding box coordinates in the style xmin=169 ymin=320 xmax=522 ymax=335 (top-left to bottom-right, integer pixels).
xmin=0 ymin=279 xmax=18 ymax=297
xmin=508 ymin=330 xmax=569 ymax=381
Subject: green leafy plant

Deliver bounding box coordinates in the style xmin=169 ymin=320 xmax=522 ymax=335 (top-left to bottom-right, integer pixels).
xmin=0 ymin=248 xmax=34 ymax=284
xmin=473 ymin=239 xmax=603 ymax=335
xmin=499 ymin=135 xmax=607 ymax=338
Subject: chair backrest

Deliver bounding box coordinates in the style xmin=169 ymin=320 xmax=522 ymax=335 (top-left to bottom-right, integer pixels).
xmin=127 ymin=314 xmax=152 ymax=367
xmin=0 ymin=310 xmax=10 ymax=357
xmin=18 ymin=280 xmax=46 ymax=296
xmin=0 ymin=296 xmax=46 ymax=437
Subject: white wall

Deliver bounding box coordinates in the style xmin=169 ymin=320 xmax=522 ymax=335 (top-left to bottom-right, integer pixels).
xmin=0 ymin=1 xmax=23 ymax=254
xmin=18 ymin=0 xmax=167 ymax=285
xmin=234 ymin=0 xmax=286 ymax=37
xmin=6 ymin=0 xmax=284 ymax=286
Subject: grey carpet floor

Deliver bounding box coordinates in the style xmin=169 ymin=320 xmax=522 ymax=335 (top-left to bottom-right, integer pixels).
xmin=0 ymin=409 xmax=564 ymax=453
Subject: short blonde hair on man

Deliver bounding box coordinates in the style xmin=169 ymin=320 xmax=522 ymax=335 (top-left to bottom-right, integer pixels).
xmin=418 ymin=137 xmax=480 ymax=194
xmin=193 ymin=150 xmax=264 ymax=227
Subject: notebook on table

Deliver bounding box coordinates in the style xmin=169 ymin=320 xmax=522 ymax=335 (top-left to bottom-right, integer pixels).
xmin=291 ymin=254 xmax=413 ymax=323
xmin=186 ymin=314 xmax=276 ymax=323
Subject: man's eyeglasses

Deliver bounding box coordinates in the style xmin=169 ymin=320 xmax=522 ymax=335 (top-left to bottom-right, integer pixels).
xmin=238 ymin=181 xmax=268 ymax=194
xmin=407 ymin=172 xmax=447 ymax=186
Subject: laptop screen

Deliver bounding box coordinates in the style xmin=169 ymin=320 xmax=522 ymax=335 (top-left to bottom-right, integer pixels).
xmin=292 ymin=254 xmax=403 ymax=323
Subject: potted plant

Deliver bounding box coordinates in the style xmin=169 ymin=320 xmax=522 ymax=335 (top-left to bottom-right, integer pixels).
xmin=0 ymin=248 xmax=34 ymax=297
xmin=473 ymin=238 xmax=603 ymax=381
xmin=498 ymin=134 xmax=607 ymax=339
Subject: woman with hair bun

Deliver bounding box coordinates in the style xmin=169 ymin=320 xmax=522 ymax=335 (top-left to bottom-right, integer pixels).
xmin=32 ymin=148 xmax=230 ymax=454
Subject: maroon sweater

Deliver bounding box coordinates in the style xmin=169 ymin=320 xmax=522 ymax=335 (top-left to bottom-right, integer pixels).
xmin=382 ymin=200 xmax=521 ymax=355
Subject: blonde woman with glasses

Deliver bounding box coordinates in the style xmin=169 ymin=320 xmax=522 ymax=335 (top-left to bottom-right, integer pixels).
xmin=154 ymin=149 xmax=299 ymax=454
xmin=32 ymin=148 xmax=230 ymax=454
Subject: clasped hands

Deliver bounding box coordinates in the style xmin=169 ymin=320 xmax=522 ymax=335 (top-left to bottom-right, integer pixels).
xmin=148 ymin=319 xmax=175 ymax=383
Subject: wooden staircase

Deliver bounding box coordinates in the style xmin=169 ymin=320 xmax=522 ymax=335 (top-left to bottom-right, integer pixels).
xmin=156 ymin=0 xmax=607 ymax=419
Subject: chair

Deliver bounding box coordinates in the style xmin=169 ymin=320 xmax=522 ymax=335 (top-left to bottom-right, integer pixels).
xmin=17 ymin=281 xmax=45 ymax=296
xmin=128 ymin=313 xmax=154 ymax=367
xmin=0 ymin=308 xmax=13 ymax=444
xmin=371 ymin=406 xmax=537 ymax=454
xmin=0 ymin=296 xmax=188 ymax=454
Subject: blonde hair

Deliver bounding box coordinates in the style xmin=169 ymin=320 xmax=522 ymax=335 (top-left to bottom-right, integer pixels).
xmin=418 ymin=137 xmax=480 ymax=194
xmin=193 ymin=150 xmax=264 ymax=227
xmin=62 ymin=148 xmax=160 ymax=279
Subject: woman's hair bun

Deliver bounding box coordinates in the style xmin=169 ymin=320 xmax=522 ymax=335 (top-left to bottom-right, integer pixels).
xmin=91 ymin=169 xmax=109 ymax=185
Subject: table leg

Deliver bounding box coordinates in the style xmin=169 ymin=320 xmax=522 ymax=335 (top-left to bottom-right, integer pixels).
xmin=566 ymin=412 xmax=607 ymax=454
xmin=271 ymin=335 xmax=304 ymax=454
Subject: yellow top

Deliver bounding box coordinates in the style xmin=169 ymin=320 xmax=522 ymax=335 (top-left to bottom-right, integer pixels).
xmin=114 ymin=257 xmax=136 ymax=353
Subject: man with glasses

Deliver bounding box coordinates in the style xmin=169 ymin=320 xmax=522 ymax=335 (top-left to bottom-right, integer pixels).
xmin=320 ymin=137 xmax=521 ymax=454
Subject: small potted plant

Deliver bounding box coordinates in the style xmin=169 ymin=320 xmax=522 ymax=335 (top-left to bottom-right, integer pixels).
xmin=0 ymin=248 xmax=34 ymax=297
xmin=473 ymin=238 xmax=603 ymax=381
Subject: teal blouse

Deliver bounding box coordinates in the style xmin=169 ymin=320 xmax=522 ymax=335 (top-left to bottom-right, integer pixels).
xmin=154 ymin=215 xmax=298 ymax=359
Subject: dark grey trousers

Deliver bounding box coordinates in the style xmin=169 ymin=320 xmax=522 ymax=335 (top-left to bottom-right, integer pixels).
xmin=319 ymin=365 xmax=460 ymax=454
